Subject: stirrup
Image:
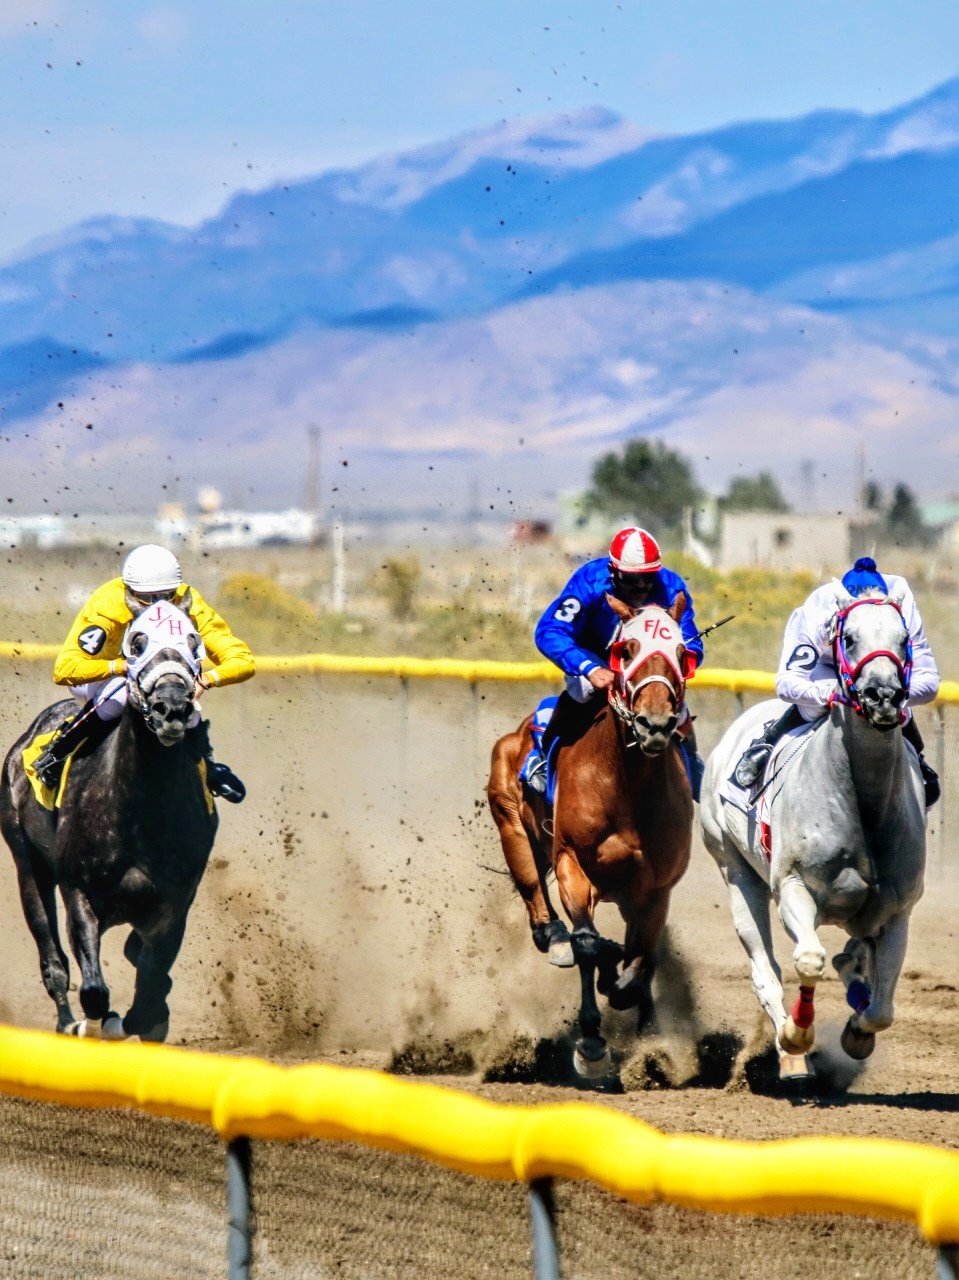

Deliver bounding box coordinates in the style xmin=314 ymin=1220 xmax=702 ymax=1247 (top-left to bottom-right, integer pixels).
xmin=34 ymin=749 xmax=64 ymax=790
xmin=734 ymin=741 xmax=772 ymax=789
xmin=206 ymin=761 xmax=246 ymax=804
xmin=525 ymin=754 xmax=548 ymax=795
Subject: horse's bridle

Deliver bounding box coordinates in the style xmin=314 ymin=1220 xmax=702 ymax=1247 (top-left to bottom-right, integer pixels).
xmin=831 ymin=597 xmax=913 ymax=723
xmin=127 ymin=657 xmax=196 ymax=723
xmin=608 ymin=619 xmax=688 ymax=745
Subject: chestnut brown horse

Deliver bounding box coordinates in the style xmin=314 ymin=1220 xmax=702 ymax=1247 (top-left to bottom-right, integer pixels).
xmin=487 ymin=594 xmax=694 ymax=1077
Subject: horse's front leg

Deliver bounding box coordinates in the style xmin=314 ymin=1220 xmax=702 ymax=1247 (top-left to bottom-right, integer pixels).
xmin=124 ymin=914 xmax=188 ymax=1042
xmin=554 ymin=848 xmax=609 ymax=1078
xmin=610 ymin=886 xmax=671 ymax=1032
xmin=776 ymin=871 xmax=825 ymax=1054
xmin=841 ymin=911 xmax=911 ymax=1059
xmin=62 ymin=885 xmax=118 ymax=1033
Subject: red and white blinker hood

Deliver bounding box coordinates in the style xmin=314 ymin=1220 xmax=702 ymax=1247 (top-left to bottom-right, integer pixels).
xmin=609 ymin=606 xmax=687 ymax=690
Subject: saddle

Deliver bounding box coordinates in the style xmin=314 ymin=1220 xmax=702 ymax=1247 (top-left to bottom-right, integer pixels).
xmin=21 ymin=713 xmax=216 ymax=815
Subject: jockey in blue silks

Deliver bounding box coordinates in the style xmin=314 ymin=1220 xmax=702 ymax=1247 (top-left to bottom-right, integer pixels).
xmin=734 ymin=556 xmax=941 ymax=805
xmin=530 ymin=526 xmax=706 ymax=800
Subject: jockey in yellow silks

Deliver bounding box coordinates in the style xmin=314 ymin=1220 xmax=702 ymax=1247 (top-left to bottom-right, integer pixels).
xmin=34 ymin=544 xmax=255 ymax=803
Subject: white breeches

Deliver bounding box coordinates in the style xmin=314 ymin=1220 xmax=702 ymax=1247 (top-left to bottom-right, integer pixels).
xmin=71 ymin=677 xmax=200 ymax=728
xmin=71 ymin=677 xmax=128 ymax=721
xmin=565 ymin=673 xmax=596 ymax=703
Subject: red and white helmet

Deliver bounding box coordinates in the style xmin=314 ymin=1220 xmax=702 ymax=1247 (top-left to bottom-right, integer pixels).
xmin=608 ymin=527 xmax=662 ymax=574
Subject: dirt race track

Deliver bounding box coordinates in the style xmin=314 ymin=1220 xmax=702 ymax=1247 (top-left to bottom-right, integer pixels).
xmin=0 ymin=669 xmax=957 ymax=1278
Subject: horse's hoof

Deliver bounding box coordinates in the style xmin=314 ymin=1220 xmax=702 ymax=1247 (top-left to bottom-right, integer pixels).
xmin=101 ymin=1014 xmax=126 ymax=1041
xmin=778 ymin=1053 xmax=812 ymax=1082
xmin=548 ymin=940 xmax=575 ymax=967
xmin=778 ymin=1016 xmax=815 ymax=1055
xmin=841 ymin=1020 xmax=876 ymax=1060
xmin=573 ymin=1038 xmax=611 ymax=1080
xmin=137 ymin=1020 xmax=170 ymax=1043
xmin=62 ymin=1020 xmax=83 ymax=1037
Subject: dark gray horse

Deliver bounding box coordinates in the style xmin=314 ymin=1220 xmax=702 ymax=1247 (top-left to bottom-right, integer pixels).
xmin=1 ymin=603 xmax=218 ymax=1040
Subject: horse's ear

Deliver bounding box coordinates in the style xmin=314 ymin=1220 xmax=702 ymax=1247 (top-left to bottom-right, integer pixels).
xmin=668 ymin=591 xmax=687 ymax=624
xmin=887 ymin=581 xmax=906 ymax=607
xmin=833 ymin=580 xmax=855 ymax=609
xmin=179 ymin=588 xmax=193 ymax=613
xmin=606 ymin=593 xmax=634 ymax=621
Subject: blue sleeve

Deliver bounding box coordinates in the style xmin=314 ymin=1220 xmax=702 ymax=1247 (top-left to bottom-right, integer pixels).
xmin=534 ymin=564 xmax=606 ymax=678
xmin=662 ymin=570 xmax=703 ymax=668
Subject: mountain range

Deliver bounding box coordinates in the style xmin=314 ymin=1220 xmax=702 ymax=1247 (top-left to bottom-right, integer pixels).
xmin=3 ymin=77 xmax=959 ymax=516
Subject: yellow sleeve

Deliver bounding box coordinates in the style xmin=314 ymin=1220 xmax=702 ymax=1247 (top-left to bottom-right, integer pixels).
xmin=53 ymin=580 xmax=131 ymax=686
xmin=186 ymin=587 xmax=256 ymax=687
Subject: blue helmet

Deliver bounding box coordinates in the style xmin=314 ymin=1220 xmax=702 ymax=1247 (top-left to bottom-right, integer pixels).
xmin=842 ymin=556 xmax=887 ymax=597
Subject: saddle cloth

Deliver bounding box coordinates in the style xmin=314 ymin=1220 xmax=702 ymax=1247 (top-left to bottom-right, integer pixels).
xmin=22 ymin=721 xmax=80 ymax=811
xmin=519 ymin=695 xmax=559 ymax=804
xmin=718 ymin=718 xmax=816 ymax=860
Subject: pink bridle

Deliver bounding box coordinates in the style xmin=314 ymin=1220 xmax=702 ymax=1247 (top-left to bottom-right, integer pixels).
xmin=831 ymin=597 xmax=913 ymax=722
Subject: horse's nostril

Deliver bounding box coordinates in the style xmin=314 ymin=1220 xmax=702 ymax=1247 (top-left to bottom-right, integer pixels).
xmin=154 ymin=702 xmax=167 ymax=717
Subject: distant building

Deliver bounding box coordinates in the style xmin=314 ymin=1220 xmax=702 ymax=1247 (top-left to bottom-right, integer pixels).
xmin=0 ymin=516 xmax=67 ymax=549
xmin=191 ymin=508 xmax=319 ymax=550
xmin=718 ymin=512 xmax=876 ymax=573
xmin=922 ymin=501 xmax=959 ymax=549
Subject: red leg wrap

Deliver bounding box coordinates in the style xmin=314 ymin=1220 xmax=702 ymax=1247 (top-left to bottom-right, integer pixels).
xmin=790 ymin=984 xmax=816 ymax=1029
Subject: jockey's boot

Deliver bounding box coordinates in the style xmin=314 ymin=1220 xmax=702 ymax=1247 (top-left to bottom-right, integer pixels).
xmin=537 ymin=690 xmax=600 ymax=761
xmin=187 ymin=719 xmax=246 ymax=804
xmin=679 ymin=724 xmax=705 ymax=803
xmin=902 ymin=717 xmax=940 ymax=807
xmin=33 ymin=701 xmax=113 ymax=791
xmin=733 ymin=704 xmax=806 ymax=790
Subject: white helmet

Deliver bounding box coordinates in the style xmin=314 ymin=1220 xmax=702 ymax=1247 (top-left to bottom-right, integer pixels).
xmin=121 ymin=544 xmax=182 ymax=594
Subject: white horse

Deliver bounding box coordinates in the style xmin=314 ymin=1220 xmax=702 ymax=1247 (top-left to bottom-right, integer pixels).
xmin=700 ymin=585 xmax=927 ymax=1078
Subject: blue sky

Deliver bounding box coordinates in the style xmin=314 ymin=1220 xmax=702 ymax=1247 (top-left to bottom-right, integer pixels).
xmin=1 ymin=0 xmax=957 ymax=262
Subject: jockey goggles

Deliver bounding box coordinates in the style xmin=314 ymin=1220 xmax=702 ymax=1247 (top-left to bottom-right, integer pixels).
xmin=129 ymin=587 xmax=178 ymax=607
xmin=610 ymin=568 xmax=658 ymax=606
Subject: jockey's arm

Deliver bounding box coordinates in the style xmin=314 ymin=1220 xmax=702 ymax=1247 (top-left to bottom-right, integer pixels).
xmin=53 ymin=582 xmax=130 ymax=686
xmin=774 ymin=602 xmax=837 ymax=720
xmin=899 ymin=586 xmax=940 ymax=706
xmin=534 ymin=570 xmax=607 ymax=681
xmin=188 ymin=590 xmax=256 ymax=687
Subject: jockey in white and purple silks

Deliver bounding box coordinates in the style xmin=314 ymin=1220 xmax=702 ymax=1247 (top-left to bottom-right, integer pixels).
xmin=734 ymin=556 xmax=941 ymax=805
xmin=530 ymin=526 xmax=706 ymax=798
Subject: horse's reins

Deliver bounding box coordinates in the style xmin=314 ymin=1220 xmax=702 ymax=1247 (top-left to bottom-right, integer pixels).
xmin=831 ymin=597 xmax=912 ymax=723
